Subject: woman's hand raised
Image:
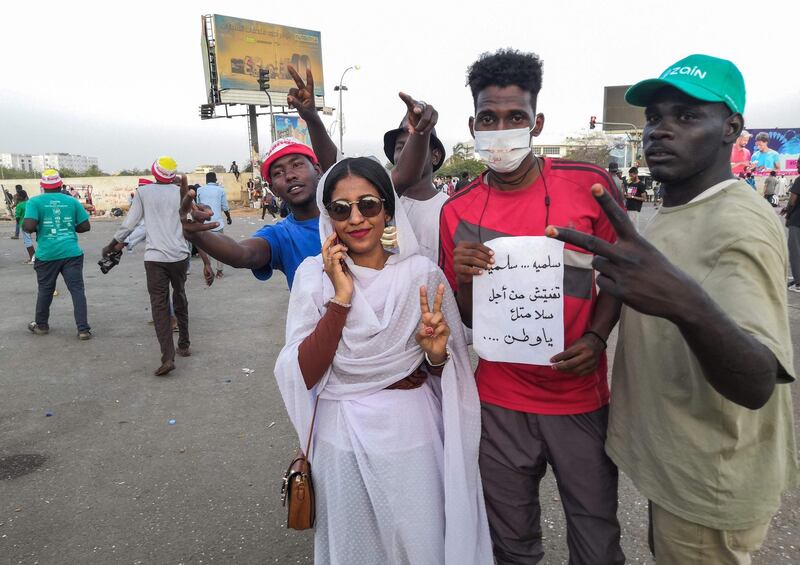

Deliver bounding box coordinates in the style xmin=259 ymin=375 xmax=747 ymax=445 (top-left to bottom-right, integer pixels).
xmin=322 ymin=233 xmax=353 ymax=304
xmin=416 ymin=284 xmax=450 ymax=364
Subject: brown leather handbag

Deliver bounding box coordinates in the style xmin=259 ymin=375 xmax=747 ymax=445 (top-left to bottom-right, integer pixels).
xmin=280 ymin=397 xmax=319 ymax=530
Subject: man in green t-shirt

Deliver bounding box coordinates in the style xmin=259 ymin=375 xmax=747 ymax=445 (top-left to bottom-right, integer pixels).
xmin=23 ymin=169 xmax=92 ymax=339
xmin=548 ymin=54 xmax=796 ymax=564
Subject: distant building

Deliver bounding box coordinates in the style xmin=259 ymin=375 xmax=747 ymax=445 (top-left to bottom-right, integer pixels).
xmin=0 ymin=152 xmax=34 ymax=172
xmin=29 ymin=153 xmax=99 ymax=173
xmin=193 ymin=164 xmax=227 ymax=174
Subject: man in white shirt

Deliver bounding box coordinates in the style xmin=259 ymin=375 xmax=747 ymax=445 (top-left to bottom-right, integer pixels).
xmin=103 ymin=157 xmax=212 ymax=376
xmin=383 ymin=95 xmax=450 ymax=262
xmin=196 ymin=172 xmax=232 ymax=279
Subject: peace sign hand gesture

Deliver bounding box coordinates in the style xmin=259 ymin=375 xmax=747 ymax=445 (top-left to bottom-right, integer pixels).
xmin=287 ymin=64 xmax=317 ymax=121
xmin=398 ymin=92 xmax=438 ymax=136
xmin=545 ymin=184 xmax=698 ymax=320
xmin=416 ymin=284 xmax=450 ymax=364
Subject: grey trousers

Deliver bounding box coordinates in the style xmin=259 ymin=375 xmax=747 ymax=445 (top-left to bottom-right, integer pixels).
xmin=479 ymin=403 xmax=625 ymax=565
xmin=788 ymin=226 xmax=800 ymax=284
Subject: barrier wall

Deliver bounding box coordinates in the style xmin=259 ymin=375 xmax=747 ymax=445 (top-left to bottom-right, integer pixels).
xmin=1 ymin=173 xmax=251 ymax=217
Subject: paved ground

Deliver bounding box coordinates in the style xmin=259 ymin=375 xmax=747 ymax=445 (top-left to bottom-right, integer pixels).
xmin=0 ymin=204 xmax=798 ymax=564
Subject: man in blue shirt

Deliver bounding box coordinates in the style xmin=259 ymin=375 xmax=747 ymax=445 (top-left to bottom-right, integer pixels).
xmin=196 ymin=171 xmax=232 ymax=279
xmin=751 ymin=132 xmax=781 ymax=172
xmin=181 ymin=139 xmax=322 ymax=289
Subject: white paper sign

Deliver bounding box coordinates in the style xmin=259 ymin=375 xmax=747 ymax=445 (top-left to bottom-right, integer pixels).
xmin=473 ymin=236 xmax=565 ymax=365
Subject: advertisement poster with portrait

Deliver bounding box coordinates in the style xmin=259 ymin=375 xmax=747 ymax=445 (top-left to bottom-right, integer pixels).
xmin=733 ymin=128 xmax=800 ymax=175
xmin=274 ymin=114 xmax=312 ymax=146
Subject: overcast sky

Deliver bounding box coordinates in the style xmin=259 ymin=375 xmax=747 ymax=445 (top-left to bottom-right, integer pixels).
xmin=2 ymin=0 xmax=799 ymax=172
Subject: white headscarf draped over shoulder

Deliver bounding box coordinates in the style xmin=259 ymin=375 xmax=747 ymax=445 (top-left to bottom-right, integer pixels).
xmin=273 ymin=157 xmax=492 ymax=565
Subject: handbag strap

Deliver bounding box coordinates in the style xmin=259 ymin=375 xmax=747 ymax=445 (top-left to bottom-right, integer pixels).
xmin=304 ymin=395 xmax=320 ymax=459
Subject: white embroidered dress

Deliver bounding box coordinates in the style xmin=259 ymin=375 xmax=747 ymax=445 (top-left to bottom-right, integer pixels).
xmin=274 ymin=162 xmax=492 ymax=565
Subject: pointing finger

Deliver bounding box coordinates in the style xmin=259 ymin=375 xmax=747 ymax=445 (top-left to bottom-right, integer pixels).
xmin=591 ymin=184 xmax=637 ymax=240
xmin=398 ymin=92 xmax=417 ymax=113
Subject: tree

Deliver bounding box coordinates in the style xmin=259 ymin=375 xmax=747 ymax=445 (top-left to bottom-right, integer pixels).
xmin=436 ymin=157 xmax=485 ymax=179
xmin=117 ymin=168 xmax=151 ymax=177
xmin=0 ymin=167 xmax=39 ymax=179
xmin=563 ymin=133 xmax=613 ymax=168
xmin=84 ymin=165 xmax=107 ymax=177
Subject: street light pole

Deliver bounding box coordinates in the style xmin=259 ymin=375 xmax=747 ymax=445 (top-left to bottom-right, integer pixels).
xmin=596 ymin=121 xmax=642 ymax=169
xmin=334 ymin=65 xmax=359 ymax=154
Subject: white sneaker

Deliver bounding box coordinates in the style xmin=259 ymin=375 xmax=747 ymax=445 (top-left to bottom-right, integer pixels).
xmin=789 ymin=285 xmax=800 ymax=293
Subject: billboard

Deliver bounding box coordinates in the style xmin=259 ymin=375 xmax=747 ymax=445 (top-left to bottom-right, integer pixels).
xmin=602 ymin=85 xmax=645 ymax=132
xmin=202 ymin=14 xmax=325 ymax=107
xmin=274 ymin=114 xmax=312 ymax=146
xmin=738 ymin=128 xmax=800 ymax=175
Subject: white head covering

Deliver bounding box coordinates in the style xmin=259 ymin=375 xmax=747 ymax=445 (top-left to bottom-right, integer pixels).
xmin=274 ymin=157 xmax=492 ymax=564
xmin=316 ymin=155 xmax=419 ymax=260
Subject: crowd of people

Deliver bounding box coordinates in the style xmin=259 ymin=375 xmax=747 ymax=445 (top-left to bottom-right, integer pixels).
xmin=15 ymin=49 xmax=799 ymax=565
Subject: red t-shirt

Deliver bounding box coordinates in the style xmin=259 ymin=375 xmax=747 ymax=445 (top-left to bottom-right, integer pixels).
xmin=438 ymin=158 xmax=621 ymax=415
xmin=730 ymin=145 xmax=751 ymax=175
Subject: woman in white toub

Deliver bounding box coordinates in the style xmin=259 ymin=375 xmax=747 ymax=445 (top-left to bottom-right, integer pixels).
xmin=274 ymin=157 xmax=492 ymax=564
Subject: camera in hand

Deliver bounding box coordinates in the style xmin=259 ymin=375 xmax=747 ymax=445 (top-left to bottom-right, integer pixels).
xmin=98 ymin=250 xmax=122 ymax=274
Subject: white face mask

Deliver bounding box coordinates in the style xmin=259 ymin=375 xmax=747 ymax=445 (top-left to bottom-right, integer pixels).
xmin=473 ymin=126 xmax=533 ymax=173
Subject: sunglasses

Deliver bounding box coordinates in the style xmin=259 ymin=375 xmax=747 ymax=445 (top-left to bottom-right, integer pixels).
xmin=326 ymin=195 xmax=385 ymax=221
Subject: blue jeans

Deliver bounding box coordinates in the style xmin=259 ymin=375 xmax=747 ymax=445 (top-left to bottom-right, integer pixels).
xmin=34 ymin=254 xmax=90 ymax=332
xmin=14 ymin=221 xmax=21 ymax=237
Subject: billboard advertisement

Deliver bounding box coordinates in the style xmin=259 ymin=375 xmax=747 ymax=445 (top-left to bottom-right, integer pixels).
xmin=274 ymin=114 xmax=312 ymax=146
xmin=211 ymin=15 xmax=324 ymax=104
xmin=736 ymin=128 xmax=800 ymax=175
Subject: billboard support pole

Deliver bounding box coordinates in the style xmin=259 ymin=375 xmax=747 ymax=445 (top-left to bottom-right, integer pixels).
xmin=247 ymin=105 xmax=260 ymax=181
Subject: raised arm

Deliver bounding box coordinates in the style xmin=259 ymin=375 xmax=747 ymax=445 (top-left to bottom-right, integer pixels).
xmin=548 ymin=184 xmax=779 ymax=409
xmin=287 ymin=65 xmax=338 ymax=171
xmin=180 ymin=189 xmax=271 ymax=269
xmin=391 ymin=93 xmax=438 ymax=195
xmin=298 ymin=234 xmax=354 ymax=389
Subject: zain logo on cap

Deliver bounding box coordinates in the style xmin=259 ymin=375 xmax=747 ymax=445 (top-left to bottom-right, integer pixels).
xmin=661 ymin=66 xmax=708 ymax=80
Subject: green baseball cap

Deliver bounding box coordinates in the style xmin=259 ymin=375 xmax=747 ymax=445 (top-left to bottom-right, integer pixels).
xmin=625 ymin=54 xmax=746 ymax=114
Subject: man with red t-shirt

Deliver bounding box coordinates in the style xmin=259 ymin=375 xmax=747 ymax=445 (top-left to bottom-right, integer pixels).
xmin=439 ymin=49 xmax=625 ymax=565
xmin=730 ymin=129 xmax=752 ymax=174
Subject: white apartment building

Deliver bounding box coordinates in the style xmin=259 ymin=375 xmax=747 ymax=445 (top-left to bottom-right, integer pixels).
xmin=29 ymin=153 xmax=99 ymax=173
xmin=0 ymin=152 xmax=34 ymax=172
